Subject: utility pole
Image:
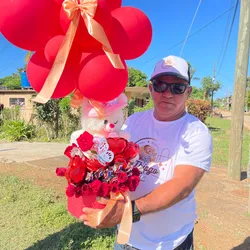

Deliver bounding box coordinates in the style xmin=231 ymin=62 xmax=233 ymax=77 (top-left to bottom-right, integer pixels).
xmin=248 ymin=149 xmax=250 ymax=213
xmin=228 ymin=0 xmax=250 ymax=181
xmin=211 ymin=61 xmax=216 ymax=110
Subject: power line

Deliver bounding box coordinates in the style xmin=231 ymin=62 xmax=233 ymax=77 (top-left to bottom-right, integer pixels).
xmin=180 ymin=0 xmax=203 ymax=56
xmin=0 ymin=53 xmax=26 ymax=74
xmin=0 ymin=44 xmax=10 ymax=54
xmin=217 ymin=71 xmax=233 ymax=83
xmin=217 ymin=0 xmax=235 ymax=65
xmin=217 ymin=0 xmax=239 ymax=73
xmin=142 ymin=4 xmax=238 ymax=67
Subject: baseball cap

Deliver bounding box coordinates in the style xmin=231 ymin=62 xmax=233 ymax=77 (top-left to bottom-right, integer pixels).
xmin=150 ymin=55 xmax=190 ymax=84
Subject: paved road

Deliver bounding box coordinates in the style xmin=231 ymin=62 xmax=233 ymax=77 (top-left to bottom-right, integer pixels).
xmin=0 ymin=112 xmax=249 ymax=167
xmin=0 ymin=141 xmax=68 ymax=164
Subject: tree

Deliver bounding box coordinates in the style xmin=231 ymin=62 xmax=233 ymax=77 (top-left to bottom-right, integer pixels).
xmin=33 ymin=99 xmax=61 ymax=140
xmin=244 ymin=77 xmax=250 ymax=111
xmin=127 ymin=68 xmax=148 ymax=87
xmin=246 ymin=76 xmax=250 ymax=89
xmin=0 ymin=67 xmax=26 ymax=90
xmin=190 ymin=86 xmax=203 ymax=99
xmin=245 ymin=89 xmax=250 ymax=112
xmin=0 ymin=75 xmax=21 ymax=89
xmin=201 ymin=76 xmax=222 ymax=108
xmin=187 ymin=62 xmax=196 ymax=80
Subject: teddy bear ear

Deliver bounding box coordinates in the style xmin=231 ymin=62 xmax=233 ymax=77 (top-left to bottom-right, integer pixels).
xmin=118 ymin=93 xmax=128 ymax=106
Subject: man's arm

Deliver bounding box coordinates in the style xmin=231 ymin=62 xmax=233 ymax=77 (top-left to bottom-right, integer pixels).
xmin=135 ymin=165 xmax=205 ymax=215
xmin=81 ymin=165 xmax=205 ymax=228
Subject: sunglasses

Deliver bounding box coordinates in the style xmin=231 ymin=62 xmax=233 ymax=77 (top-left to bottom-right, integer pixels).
xmin=152 ymin=80 xmax=189 ymax=94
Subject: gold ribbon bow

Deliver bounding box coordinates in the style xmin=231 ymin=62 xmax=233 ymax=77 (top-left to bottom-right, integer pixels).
xmin=34 ymin=0 xmax=124 ymax=104
xmin=87 ymin=192 xmax=132 ymax=244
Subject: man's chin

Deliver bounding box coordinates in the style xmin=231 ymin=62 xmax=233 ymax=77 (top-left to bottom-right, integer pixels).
xmin=159 ymin=102 xmax=175 ymax=108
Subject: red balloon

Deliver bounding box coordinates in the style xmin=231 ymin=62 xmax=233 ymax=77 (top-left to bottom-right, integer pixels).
xmin=44 ymin=35 xmax=81 ymax=65
xmin=106 ymin=0 xmax=122 ymax=11
xmin=27 ymin=52 xmax=78 ymax=98
xmin=45 ymin=36 xmax=65 ymax=63
xmin=60 ymin=0 xmax=112 ymax=52
xmin=78 ymin=54 xmax=128 ymax=102
xmin=0 ymin=0 xmax=62 ymax=51
xmin=53 ymin=0 xmax=63 ymax=6
xmin=110 ymin=7 xmax=152 ymax=60
xmin=0 ymin=2 xmax=8 ymax=31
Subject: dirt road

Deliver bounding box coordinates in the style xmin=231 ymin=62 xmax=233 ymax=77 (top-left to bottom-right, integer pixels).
xmin=0 ymin=142 xmax=250 ymax=249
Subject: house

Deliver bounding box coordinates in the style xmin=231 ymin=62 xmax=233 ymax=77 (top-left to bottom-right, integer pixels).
xmin=0 ymin=87 xmax=150 ymax=122
xmin=0 ymin=89 xmax=36 ymax=122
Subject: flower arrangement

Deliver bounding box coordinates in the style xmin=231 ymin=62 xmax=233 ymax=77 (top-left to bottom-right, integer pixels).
xmin=56 ymin=131 xmax=142 ymax=202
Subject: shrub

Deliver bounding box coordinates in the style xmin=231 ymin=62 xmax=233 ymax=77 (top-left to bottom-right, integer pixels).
xmin=1 ymin=105 xmax=21 ymax=121
xmin=127 ymin=98 xmax=136 ymax=116
xmin=186 ymin=99 xmax=212 ymax=123
xmin=0 ymin=120 xmax=36 ymax=141
xmin=134 ymin=98 xmax=154 ymax=113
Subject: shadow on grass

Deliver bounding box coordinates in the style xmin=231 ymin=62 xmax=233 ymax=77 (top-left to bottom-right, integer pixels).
xmin=231 ymin=237 xmax=250 ymax=249
xmin=208 ymin=126 xmax=221 ymax=132
xmin=25 ymin=222 xmax=116 ymax=250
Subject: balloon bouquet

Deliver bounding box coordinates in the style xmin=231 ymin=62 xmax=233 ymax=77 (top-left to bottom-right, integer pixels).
xmin=0 ymin=0 xmax=152 ymax=103
xmin=0 ymin=0 xmax=152 ymax=244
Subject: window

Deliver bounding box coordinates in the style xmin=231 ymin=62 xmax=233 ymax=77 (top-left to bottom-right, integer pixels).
xmin=9 ymin=98 xmax=25 ymax=106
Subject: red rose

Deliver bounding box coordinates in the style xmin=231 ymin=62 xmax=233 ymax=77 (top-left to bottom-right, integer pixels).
xmin=132 ymin=167 xmax=140 ymax=176
xmin=114 ymin=155 xmax=128 ymax=169
xmin=89 ymin=180 xmax=102 ymax=193
xmin=77 ymin=131 xmax=94 ymax=152
xmin=107 ymin=138 xmax=127 ymax=155
xmin=66 ymin=184 xmax=76 ymax=197
xmin=117 ymin=172 xmax=128 ymax=183
xmin=75 ymin=187 xmax=83 ymax=198
xmin=118 ymin=182 xmax=129 ymax=193
xmin=65 ymin=156 xmax=87 ymax=184
xmin=128 ymin=176 xmax=140 ymax=191
xmin=64 ymin=143 xmax=78 ymax=159
xmin=98 ymin=182 xmax=110 ymax=197
xmin=82 ymin=184 xmax=89 ymax=195
xmin=56 ymin=167 xmax=67 ymax=177
xmin=124 ymin=142 xmax=140 ymax=161
xmin=85 ymin=158 xmax=104 ymax=171
xmin=110 ymin=182 xmax=119 ymax=193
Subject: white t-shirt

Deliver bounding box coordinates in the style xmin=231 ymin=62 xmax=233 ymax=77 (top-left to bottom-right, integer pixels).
xmin=121 ymin=109 xmax=213 ymax=250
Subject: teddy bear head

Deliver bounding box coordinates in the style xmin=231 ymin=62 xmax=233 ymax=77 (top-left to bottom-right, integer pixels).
xmin=81 ymin=93 xmax=128 ymax=137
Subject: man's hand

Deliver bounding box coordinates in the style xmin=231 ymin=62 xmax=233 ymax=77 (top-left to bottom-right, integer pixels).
xmin=80 ymin=197 xmax=125 ymax=229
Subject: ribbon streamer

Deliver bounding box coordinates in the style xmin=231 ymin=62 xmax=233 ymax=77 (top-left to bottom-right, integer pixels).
xmin=70 ymin=89 xmax=84 ymax=108
xmin=87 ymin=192 xmax=132 ymax=244
xmin=34 ymin=0 xmax=124 ymax=104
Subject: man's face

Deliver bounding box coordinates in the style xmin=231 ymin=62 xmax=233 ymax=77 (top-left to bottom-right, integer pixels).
xmin=149 ymin=75 xmax=192 ymax=121
xmin=144 ymin=145 xmax=152 ymax=154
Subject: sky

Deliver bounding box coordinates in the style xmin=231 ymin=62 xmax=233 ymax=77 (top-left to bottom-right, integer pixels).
xmin=0 ymin=0 xmax=249 ymax=99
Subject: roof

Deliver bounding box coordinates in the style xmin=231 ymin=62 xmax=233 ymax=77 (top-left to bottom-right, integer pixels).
xmin=0 ymin=89 xmax=36 ymax=94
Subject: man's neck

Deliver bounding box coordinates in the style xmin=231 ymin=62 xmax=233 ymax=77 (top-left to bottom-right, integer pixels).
xmin=153 ymin=110 xmax=186 ymax=122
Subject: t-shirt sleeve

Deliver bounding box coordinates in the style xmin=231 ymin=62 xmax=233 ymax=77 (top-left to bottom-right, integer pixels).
xmin=175 ymin=130 xmax=213 ymax=172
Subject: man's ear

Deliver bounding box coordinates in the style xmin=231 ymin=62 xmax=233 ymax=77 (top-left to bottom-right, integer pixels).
xmin=149 ymin=83 xmax=153 ymax=93
xmin=187 ymin=86 xmax=192 ymax=97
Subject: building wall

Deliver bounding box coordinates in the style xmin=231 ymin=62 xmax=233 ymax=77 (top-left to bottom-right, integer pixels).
xmin=0 ymin=90 xmax=36 ymax=122
xmin=0 ymin=87 xmax=150 ymax=122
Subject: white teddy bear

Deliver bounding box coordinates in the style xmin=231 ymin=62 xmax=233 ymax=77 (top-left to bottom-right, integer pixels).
xmin=70 ymin=93 xmax=128 ymax=145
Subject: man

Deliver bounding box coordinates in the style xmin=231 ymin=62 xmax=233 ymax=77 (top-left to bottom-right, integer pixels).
xmin=82 ymin=55 xmax=213 ymax=250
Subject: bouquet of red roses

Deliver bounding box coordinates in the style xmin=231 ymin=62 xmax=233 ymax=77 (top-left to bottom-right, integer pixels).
xmin=56 ymin=131 xmax=142 ymax=243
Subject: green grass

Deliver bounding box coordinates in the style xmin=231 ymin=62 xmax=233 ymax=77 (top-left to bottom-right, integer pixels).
xmin=206 ymin=117 xmax=250 ymax=169
xmin=0 ymin=175 xmax=115 ymax=250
